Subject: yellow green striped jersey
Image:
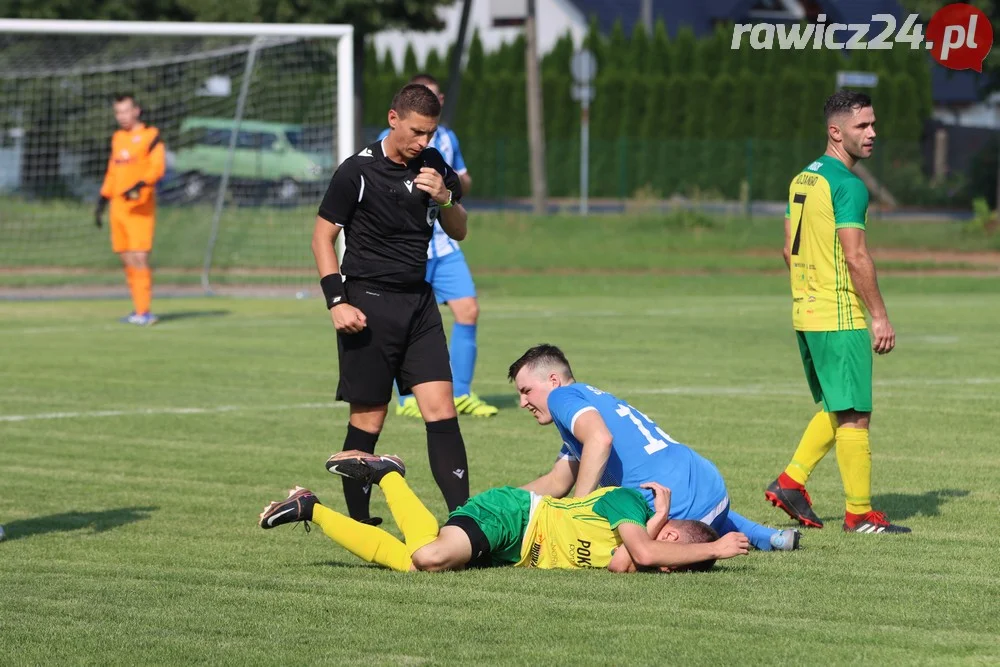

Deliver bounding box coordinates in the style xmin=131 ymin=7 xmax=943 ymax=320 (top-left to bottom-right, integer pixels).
xmin=515 ymin=487 xmax=652 ymax=570
xmin=786 ymin=155 xmax=869 ymax=331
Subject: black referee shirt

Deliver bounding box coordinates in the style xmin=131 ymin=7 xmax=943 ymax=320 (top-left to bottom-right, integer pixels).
xmin=318 ymin=139 xmax=462 ymax=287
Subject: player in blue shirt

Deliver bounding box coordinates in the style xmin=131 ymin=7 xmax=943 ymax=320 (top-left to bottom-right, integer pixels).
xmin=377 ymin=74 xmax=497 ymax=419
xmin=509 ymin=344 xmax=800 ymax=551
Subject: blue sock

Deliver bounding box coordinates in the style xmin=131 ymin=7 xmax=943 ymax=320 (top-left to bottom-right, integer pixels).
xmin=395 ymin=381 xmax=412 ymax=407
xmin=450 ymin=322 xmax=477 ymax=397
xmin=721 ymin=510 xmax=778 ymax=551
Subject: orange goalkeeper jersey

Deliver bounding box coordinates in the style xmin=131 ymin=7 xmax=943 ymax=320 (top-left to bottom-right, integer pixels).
xmin=100 ymin=123 xmax=165 ymax=222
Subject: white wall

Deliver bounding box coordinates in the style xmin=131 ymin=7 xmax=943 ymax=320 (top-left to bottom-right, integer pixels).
xmin=371 ymin=0 xmax=587 ymax=73
xmin=933 ymin=93 xmax=1000 ymax=129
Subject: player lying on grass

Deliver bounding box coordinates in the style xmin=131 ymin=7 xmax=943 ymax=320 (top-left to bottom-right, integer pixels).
xmin=258 ymin=451 xmax=750 ymax=572
xmin=510 ymin=345 xmax=801 ymax=552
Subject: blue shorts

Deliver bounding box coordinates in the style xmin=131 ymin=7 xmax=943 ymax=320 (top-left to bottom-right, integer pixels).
xmin=426 ymin=251 xmax=477 ymax=304
xmin=700 ymin=496 xmax=731 ymax=535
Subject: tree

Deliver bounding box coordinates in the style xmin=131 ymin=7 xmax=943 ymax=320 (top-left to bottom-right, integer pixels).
xmin=402 ymin=43 xmax=419 ymax=74
xmin=893 ymin=74 xmax=924 ymax=142
xmin=583 ymin=16 xmax=605 ymax=72
xmin=542 ymin=31 xmax=575 ymax=77
xmin=626 ymin=22 xmax=650 ymax=74
xmin=465 ymin=29 xmax=485 ymax=80
xmin=700 ymin=24 xmax=732 ymax=78
xmin=5 ymin=0 xmax=460 ymax=151
xmin=364 ymin=39 xmax=380 ymax=78
xmin=381 ymin=48 xmax=399 ymax=77
xmin=424 ymin=48 xmax=445 ymax=81
xmin=605 ymin=19 xmax=628 ymax=73
xmin=650 ymin=19 xmax=671 ymax=76
xmin=671 ymin=26 xmax=698 ymax=75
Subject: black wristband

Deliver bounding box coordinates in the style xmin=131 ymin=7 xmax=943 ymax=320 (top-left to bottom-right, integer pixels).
xmin=320 ymin=274 xmax=346 ymax=309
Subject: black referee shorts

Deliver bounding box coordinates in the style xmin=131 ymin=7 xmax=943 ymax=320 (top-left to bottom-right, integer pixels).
xmin=335 ymin=279 xmax=452 ymax=406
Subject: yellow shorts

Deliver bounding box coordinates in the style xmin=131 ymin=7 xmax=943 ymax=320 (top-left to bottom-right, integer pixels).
xmin=111 ymin=216 xmax=155 ymax=253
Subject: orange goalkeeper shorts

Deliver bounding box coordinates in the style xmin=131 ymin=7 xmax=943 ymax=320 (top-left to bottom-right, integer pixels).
xmin=111 ymin=215 xmax=155 ymax=253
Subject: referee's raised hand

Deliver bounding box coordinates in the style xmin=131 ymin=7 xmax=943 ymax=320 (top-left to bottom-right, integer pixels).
xmin=414 ymin=167 xmax=450 ymax=204
xmin=331 ymin=303 xmax=367 ymax=334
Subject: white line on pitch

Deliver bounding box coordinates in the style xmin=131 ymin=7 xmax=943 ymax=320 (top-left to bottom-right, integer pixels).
xmin=0 ymin=317 xmax=302 ymax=336
xmin=0 ymin=402 xmax=345 ymax=423
xmin=474 ymin=377 xmax=1000 ymax=393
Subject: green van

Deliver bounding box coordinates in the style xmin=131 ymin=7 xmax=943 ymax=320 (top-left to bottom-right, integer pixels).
xmin=173 ymin=117 xmax=335 ymax=203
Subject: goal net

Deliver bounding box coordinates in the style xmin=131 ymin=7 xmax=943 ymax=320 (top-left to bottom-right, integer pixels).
xmin=0 ymin=20 xmax=354 ymax=296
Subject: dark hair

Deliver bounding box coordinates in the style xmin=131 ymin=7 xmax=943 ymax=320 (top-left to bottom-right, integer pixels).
xmin=114 ymin=92 xmax=138 ymax=106
xmin=671 ymin=520 xmax=720 ymax=573
xmin=391 ymin=83 xmax=441 ymax=119
xmin=408 ymin=72 xmax=440 ymax=88
xmin=507 ymin=344 xmax=575 ymax=382
xmin=824 ymin=90 xmax=872 ymax=122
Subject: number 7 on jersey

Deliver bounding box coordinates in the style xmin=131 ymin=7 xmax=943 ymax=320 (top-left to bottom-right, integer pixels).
xmin=790 ymin=192 xmax=807 ymax=256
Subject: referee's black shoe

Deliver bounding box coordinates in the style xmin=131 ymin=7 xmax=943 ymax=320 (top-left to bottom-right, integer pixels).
xmin=765 ymin=478 xmax=824 ymax=528
xmin=259 ymin=486 xmax=318 ymax=530
xmin=326 ymin=450 xmax=406 ymax=486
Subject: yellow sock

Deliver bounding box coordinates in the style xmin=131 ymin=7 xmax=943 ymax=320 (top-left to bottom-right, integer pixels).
xmin=311 ymin=504 xmax=412 ymax=572
xmin=835 ymin=427 xmax=873 ymax=515
xmin=784 ymin=411 xmax=838 ymax=485
xmin=380 ymin=472 xmax=439 ymax=553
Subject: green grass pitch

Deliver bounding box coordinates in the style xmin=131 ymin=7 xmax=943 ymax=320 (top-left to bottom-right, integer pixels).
xmin=2 ymin=270 xmax=999 ymax=665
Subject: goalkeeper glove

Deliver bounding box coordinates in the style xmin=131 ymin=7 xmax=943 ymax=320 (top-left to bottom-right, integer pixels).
xmin=123 ymin=181 xmax=147 ymax=201
xmin=94 ymin=196 xmax=108 ymax=229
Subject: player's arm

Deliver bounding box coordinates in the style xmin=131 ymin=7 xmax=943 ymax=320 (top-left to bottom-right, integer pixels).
xmin=834 ymin=180 xmax=893 ymax=354
xmin=123 ymin=133 xmax=166 ymax=199
xmin=615 ymin=523 xmax=749 ymax=572
xmin=450 ymin=131 xmax=472 ymax=195
xmin=312 ymin=216 xmax=342 ymax=277
xmin=572 ymin=410 xmax=614 ymax=498
xmin=640 ymin=482 xmax=670 ymax=538
xmin=607 ymin=483 xmax=670 ymax=573
xmin=143 ymin=133 xmax=166 ymax=185
xmin=838 ymin=228 xmax=894 ymax=354
xmin=607 ymin=512 xmax=669 ymax=573
xmin=437 ymin=194 xmax=467 ymax=241
xmin=416 ymin=151 xmax=467 ymax=241
xmin=520 ymin=456 xmax=578 ymax=497
xmin=313 ymin=162 xmax=366 ymax=334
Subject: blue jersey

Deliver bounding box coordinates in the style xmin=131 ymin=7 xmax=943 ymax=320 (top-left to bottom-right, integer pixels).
xmin=376 ymin=126 xmax=467 ymax=259
xmin=548 ymin=383 xmax=729 ymax=523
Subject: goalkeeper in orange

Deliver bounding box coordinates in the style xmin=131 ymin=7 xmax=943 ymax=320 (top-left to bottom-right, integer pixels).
xmin=95 ymin=93 xmax=166 ymax=326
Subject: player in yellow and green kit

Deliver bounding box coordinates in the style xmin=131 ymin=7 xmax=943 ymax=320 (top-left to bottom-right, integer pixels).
xmin=764 ymin=91 xmax=910 ymax=535
xmin=259 ymin=451 xmax=750 ymax=573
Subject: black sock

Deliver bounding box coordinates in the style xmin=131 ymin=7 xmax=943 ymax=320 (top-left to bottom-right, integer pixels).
xmin=426 ymin=417 xmax=470 ymax=512
xmin=341 ymin=423 xmax=380 ymax=520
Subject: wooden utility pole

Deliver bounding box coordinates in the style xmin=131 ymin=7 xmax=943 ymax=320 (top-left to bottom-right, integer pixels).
xmin=525 ymin=0 xmax=548 ymax=214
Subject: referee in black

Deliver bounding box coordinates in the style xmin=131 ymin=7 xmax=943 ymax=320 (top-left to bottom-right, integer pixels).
xmin=311 ymin=84 xmax=471 ymax=521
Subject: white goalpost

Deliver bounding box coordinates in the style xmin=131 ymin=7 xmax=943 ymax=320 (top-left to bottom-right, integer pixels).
xmin=0 ymin=19 xmax=354 ymax=295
